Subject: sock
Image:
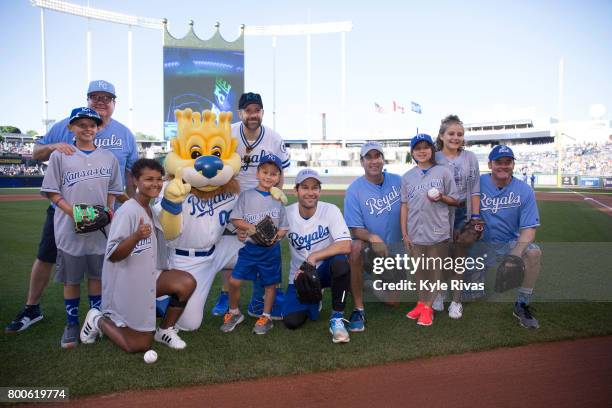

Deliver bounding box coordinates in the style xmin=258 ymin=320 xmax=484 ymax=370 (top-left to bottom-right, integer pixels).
xmin=64 ymin=298 xmax=80 ymax=325
xmin=262 ymin=312 xmax=271 ymax=319
xmin=331 ymin=310 xmax=343 ymax=319
xmin=24 ymin=304 xmax=40 ymax=316
xmin=229 ymin=308 xmax=240 ymax=315
xmin=354 ymin=307 xmax=364 ymax=312
xmin=517 ymin=287 xmax=533 ymax=305
xmin=88 ymin=295 xmax=101 ymax=310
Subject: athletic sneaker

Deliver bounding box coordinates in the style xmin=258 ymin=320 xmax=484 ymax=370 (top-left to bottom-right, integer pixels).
xmin=406 ymin=301 xmax=425 ymax=320
xmin=329 ymin=317 xmax=350 ymax=343
xmin=252 ymin=316 xmax=273 ymax=335
xmin=220 ymin=312 xmax=245 ymax=333
xmin=432 ymin=293 xmax=445 ymax=312
xmin=5 ymin=305 xmax=43 ymax=333
xmin=448 ymin=301 xmax=463 ymax=319
xmin=211 ymin=291 xmax=229 ymax=316
xmin=348 ymin=309 xmax=366 ymax=332
xmin=417 ymin=306 xmax=434 ymax=326
xmin=60 ymin=323 xmax=79 ymax=349
xmin=80 ymin=308 xmax=102 ymax=344
xmin=154 ymin=326 xmax=187 ymax=349
xmin=513 ymin=302 xmax=540 ymax=329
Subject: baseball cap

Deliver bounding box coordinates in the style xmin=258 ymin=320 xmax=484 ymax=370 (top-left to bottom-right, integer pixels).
xmin=68 ymin=107 xmax=102 ymax=125
xmin=360 ymin=141 xmax=384 ymax=158
xmin=87 ymin=80 xmax=116 ymax=97
xmin=238 ymin=92 xmax=263 ymax=110
xmin=295 ymin=168 xmax=322 ymax=185
xmin=258 ymin=153 xmax=283 ymax=171
xmin=488 ymin=145 xmax=515 ymax=161
xmin=410 ymin=134 xmax=434 ymax=150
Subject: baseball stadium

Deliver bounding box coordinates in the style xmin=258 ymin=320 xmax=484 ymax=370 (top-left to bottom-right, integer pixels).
xmin=1 ymin=1 xmax=611 ymax=407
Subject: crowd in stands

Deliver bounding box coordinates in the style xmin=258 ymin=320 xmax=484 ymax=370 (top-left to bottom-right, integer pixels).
xmin=1 ymin=141 xmax=34 ymax=155
xmin=0 ymin=164 xmax=44 ymax=176
xmin=1 ymin=136 xmax=610 ymax=177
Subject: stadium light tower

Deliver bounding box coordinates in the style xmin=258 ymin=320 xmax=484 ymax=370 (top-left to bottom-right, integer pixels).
xmin=31 ymin=0 xmax=164 ymax=131
xmin=244 ymin=21 xmax=353 ymax=139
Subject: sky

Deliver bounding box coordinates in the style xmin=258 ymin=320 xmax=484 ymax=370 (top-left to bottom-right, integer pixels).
xmin=1 ymin=0 xmax=611 ymax=140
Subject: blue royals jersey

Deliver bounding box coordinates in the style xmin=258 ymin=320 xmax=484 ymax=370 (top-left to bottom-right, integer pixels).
xmin=480 ymin=174 xmax=540 ymax=243
xmin=344 ymin=172 xmax=403 ymax=244
xmin=37 ymin=117 xmax=138 ymax=187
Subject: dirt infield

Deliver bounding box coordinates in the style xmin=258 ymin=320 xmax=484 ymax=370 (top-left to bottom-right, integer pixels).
xmin=0 ymin=194 xmax=44 ymax=202
xmin=33 ymin=335 xmax=611 ymax=408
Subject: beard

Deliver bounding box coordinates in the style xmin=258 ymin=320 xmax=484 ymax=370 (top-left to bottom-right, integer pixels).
xmin=243 ymin=118 xmax=262 ymax=131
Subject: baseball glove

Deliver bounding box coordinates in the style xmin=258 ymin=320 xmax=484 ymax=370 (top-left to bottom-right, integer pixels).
xmin=73 ymin=203 xmax=112 ymax=234
xmin=248 ymin=215 xmax=278 ymax=246
xmin=456 ymin=218 xmax=486 ymax=244
xmin=294 ymin=261 xmax=322 ymax=304
xmin=494 ymin=254 xmax=525 ymax=293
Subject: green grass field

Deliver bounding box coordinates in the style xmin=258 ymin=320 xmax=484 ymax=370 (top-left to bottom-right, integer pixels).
xmin=0 ymin=196 xmax=611 ymax=397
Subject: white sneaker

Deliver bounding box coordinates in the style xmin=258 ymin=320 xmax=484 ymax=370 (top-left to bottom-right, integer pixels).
xmin=448 ymin=301 xmax=463 ymax=319
xmin=154 ymin=326 xmax=187 ymax=349
xmin=80 ymin=308 xmax=102 ymax=344
xmin=432 ymin=293 xmax=445 ymax=312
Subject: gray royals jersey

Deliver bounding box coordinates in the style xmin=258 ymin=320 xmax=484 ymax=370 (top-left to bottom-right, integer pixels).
xmin=231 ymin=189 xmax=289 ymax=244
xmin=400 ymin=165 xmax=458 ymax=245
xmin=434 ymin=150 xmax=480 ymax=202
xmin=102 ymin=199 xmax=164 ymax=332
xmin=41 ymin=149 xmax=123 ymax=256
xmin=231 ymin=123 xmax=291 ymax=191
xmin=286 ymin=202 xmax=351 ymax=284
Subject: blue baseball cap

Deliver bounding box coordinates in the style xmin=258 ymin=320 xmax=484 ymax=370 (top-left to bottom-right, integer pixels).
xmin=295 ymin=168 xmax=322 ymax=185
xmin=68 ymin=107 xmax=102 ymax=125
xmin=87 ymin=80 xmax=116 ymax=97
xmin=410 ymin=133 xmax=434 ymax=150
xmin=258 ymin=153 xmax=283 ymax=171
xmin=360 ymin=141 xmax=384 ymax=157
xmin=488 ymin=145 xmax=515 ymax=161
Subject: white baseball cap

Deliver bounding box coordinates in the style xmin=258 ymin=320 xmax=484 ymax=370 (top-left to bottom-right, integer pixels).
xmin=360 ymin=141 xmax=384 ymax=157
xmin=295 ymin=168 xmax=322 ymax=185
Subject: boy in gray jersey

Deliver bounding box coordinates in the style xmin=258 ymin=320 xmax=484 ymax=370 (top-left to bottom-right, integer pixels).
xmin=221 ymin=154 xmax=288 ymax=335
xmin=40 ymin=107 xmax=123 ymax=349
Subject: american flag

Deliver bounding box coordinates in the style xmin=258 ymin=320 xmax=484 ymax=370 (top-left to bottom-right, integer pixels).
xmin=411 ymin=101 xmax=422 ymax=114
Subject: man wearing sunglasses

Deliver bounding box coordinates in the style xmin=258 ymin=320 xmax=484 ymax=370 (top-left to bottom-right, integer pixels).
xmin=210 ymin=92 xmax=291 ymax=320
xmin=5 ymin=80 xmax=138 ymax=334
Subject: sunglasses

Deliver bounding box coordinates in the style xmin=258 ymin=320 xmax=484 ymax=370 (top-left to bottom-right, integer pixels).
xmin=88 ymin=95 xmax=115 ymax=104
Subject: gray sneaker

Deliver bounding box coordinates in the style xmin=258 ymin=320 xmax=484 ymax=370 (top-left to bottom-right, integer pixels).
xmin=252 ymin=316 xmax=273 ymax=335
xmin=61 ymin=323 xmax=79 ymax=349
xmin=220 ymin=312 xmax=245 ymax=333
xmin=513 ymin=302 xmax=540 ymax=329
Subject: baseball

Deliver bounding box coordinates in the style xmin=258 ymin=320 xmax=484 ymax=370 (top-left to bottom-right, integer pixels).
xmin=427 ymin=187 xmax=440 ymax=199
xmin=144 ymin=350 xmax=158 ymax=364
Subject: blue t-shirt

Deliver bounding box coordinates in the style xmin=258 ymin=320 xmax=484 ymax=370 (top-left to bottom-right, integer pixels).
xmin=37 ymin=117 xmax=138 ymax=187
xmin=480 ymin=174 xmax=540 ymax=243
xmin=344 ymin=172 xmax=403 ymax=244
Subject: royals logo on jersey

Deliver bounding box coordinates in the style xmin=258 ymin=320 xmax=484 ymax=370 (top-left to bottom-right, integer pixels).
xmin=131 ymin=236 xmax=153 ymax=256
xmin=364 ymin=185 xmax=400 ymax=216
xmin=286 ymin=202 xmax=351 ymax=283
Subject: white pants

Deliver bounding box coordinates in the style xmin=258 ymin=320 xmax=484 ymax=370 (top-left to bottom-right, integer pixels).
xmin=169 ymin=236 xmax=243 ymax=331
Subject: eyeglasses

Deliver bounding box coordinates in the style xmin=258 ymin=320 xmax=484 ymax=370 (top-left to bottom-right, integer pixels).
xmin=88 ymin=95 xmax=115 ymax=104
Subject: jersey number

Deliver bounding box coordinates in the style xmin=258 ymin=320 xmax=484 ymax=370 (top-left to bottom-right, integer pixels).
xmin=219 ymin=210 xmax=232 ymax=226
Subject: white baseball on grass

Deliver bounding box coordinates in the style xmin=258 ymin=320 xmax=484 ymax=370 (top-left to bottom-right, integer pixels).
xmin=427 ymin=187 xmax=440 ymax=199
xmin=144 ymin=350 xmax=158 ymax=364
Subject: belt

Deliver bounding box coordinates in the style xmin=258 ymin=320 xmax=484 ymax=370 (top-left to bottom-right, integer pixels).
xmin=175 ymin=246 xmax=215 ymax=257
xmin=457 ymin=201 xmax=467 ymax=208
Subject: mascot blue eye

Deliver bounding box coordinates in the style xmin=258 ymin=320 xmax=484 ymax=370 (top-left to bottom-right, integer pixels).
xmin=191 ymin=151 xmax=202 ymax=159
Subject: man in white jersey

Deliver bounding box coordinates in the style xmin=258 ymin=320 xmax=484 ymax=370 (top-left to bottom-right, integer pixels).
xmin=282 ymin=169 xmax=352 ymax=344
xmin=210 ymin=92 xmax=290 ymax=319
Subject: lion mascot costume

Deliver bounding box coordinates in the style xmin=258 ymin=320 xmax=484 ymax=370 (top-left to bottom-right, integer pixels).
xmin=154 ymin=108 xmax=244 ymax=331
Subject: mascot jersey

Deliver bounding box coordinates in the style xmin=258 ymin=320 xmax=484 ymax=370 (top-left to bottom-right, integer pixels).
xmin=154 ymin=186 xmax=238 ymax=250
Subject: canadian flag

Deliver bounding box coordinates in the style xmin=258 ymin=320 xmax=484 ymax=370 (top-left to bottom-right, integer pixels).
xmin=393 ymin=101 xmax=405 ymax=114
